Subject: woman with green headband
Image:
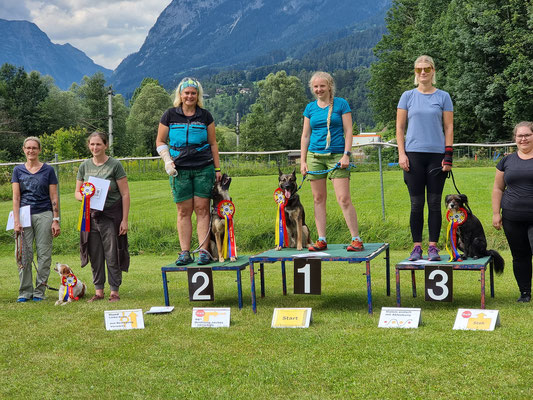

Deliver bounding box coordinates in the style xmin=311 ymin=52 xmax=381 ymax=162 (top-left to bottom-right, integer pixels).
xmin=156 ymin=77 xmax=222 ymax=266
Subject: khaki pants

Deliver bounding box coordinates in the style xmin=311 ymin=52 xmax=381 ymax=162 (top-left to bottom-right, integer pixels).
xmin=17 ymin=211 xmax=53 ymax=300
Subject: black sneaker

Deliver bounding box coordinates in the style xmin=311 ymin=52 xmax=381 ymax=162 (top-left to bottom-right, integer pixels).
xmin=517 ymin=292 xmax=531 ymax=302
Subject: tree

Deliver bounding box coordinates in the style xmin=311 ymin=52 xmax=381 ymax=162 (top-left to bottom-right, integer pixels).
xmin=240 ymin=71 xmax=307 ymax=151
xmin=129 ymin=77 xmax=162 ymax=107
xmin=72 ymin=72 xmax=110 ymax=133
xmin=39 ymin=85 xmax=83 ymax=134
xmin=111 ymin=94 xmax=130 ymax=156
xmin=39 ymin=127 xmax=89 ymax=161
xmin=125 ymin=83 xmax=172 ymax=156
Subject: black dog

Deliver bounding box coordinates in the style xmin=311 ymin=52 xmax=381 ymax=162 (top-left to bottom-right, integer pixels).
xmin=277 ymin=168 xmax=311 ymax=251
xmin=445 ymin=194 xmax=504 ymax=274
xmin=209 ymin=173 xmax=236 ymax=262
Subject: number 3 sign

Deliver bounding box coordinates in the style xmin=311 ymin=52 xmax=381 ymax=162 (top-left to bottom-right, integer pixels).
xmin=425 ymin=265 xmax=453 ymax=302
xmin=187 ymin=268 xmax=214 ymax=301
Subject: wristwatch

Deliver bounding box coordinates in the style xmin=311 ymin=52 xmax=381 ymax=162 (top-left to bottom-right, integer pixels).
xmin=343 ymin=151 xmax=352 ymax=156
xmin=53 ymin=217 xmax=60 ymax=222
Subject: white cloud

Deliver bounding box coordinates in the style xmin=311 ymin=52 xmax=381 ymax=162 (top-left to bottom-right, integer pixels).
xmin=0 ymin=0 xmax=171 ymax=70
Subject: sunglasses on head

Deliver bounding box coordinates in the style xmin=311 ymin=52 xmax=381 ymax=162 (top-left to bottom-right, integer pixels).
xmin=415 ymin=67 xmax=433 ymax=74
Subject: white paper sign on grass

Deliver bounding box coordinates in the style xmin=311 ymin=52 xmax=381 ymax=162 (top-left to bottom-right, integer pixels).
xmin=191 ymin=308 xmax=230 ymax=328
xmin=104 ymin=309 xmax=144 ymax=331
xmin=453 ymin=309 xmax=500 ymax=331
xmin=378 ymin=307 xmax=422 ymax=329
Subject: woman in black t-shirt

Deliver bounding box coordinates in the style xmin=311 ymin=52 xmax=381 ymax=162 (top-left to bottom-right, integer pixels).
xmin=492 ymin=121 xmax=533 ymax=302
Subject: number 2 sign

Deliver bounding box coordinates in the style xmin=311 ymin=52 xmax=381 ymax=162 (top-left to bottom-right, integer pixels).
xmin=187 ymin=268 xmax=214 ymax=301
xmin=425 ymin=265 xmax=453 ymax=302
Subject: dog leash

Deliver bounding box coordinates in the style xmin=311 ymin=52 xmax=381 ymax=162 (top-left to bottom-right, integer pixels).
xmin=431 ymin=168 xmax=474 ymax=215
xmin=297 ymin=162 xmax=357 ymax=192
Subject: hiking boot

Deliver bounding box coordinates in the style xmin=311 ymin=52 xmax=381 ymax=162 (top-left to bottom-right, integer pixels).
xmin=197 ymin=249 xmax=211 ymax=265
xmin=517 ymin=292 xmax=531 ymax=303
xmin=308 ymin=240 xmax=327 ymax=251
xmin=427 ymin=245 xmax=441 ymax=261
xmin=176 ymin=250 xmax=193 ymax=266
xmin=347 ymin=238 xmax=364 ymax=251
xmin=408 ymin=245 xmax=423 ymax=261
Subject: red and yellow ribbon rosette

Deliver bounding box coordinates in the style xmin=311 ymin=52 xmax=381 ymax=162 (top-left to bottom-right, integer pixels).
xmin=62 ymin=273 xmax=79 ymax=301
xmin=274 ymin=188 xmax=289 ymax=248
xmin=217 ymin=200 xmax=237 ymax=259
xmin=445 ymin=207 xmax=468 ymax=262
xmin=77 ymin=182 xmax=95 ymax=232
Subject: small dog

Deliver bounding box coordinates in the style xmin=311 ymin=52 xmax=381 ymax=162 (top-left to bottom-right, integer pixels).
xmin=277 ymin=168 xmax=311 ymax=251
xmin=445 ymin=194 xmax=504 ymax=274
xmin=54 ymin=262 xmax=87 ymax=305
xmin=209 ymin=173 xmax=236 ymax=262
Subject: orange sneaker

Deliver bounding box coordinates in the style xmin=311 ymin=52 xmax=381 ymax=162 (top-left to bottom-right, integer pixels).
xmin=347 ymin=238 xmax=364 ymax=251
xmin=308 ymin=240 xmax=327 ymax=251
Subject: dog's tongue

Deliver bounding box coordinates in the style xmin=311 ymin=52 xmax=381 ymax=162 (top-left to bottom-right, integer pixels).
xmin=284 ymin=190 xmax=291 ymax=199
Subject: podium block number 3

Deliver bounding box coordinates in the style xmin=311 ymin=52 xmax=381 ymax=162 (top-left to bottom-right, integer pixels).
xmin=294 ymin=258 xmax=321 ymax=295
xmin=187 ymin=268 xmax=214 ymax=301
xmin=425 ymin=266 xmax=453 ymax=302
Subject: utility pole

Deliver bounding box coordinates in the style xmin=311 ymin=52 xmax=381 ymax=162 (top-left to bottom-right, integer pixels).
xmin=235 ymin=112 xmax=240 ymax=148
xmin=108 ymin=88 xmax=114 ymax=155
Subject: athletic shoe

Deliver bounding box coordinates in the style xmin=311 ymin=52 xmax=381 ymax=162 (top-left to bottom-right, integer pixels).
xmin=176 ymin=250 xmax=193 ymax=266
xmin=17 ymin=298 xmax=28 ymax=303
xmin=32 ymin=297 xmax=44 ymax=302
xmin=427 ymin=245 xmax=441 ymax=261
xmin=408 ymin=245 xmax=423 ymax=261
xmin=308 ymin=240 xmax=327 ymax=251
xmin=197 ymin=249 xmax=211 ymax=265
xmin=517 ymin=292 xmax=531 ymax=303
xmin=347 ymin=239 xmax=364 ymax=251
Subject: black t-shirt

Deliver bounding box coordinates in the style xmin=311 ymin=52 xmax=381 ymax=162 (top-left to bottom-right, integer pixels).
xmin=496 ymin=152 xmax=533 ymax=220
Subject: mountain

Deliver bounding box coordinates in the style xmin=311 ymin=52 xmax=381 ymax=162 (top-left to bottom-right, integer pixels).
xmin=0 ymin=19 xmax=112 ymax=90
xmin=110 ymin=0 xmax=391 ymax=96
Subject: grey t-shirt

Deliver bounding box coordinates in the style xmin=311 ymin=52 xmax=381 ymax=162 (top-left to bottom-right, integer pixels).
xmin=397 ymin=88 xmax=453 ymax=153
xmin=77 ymin=157 xmax=127 ymax=209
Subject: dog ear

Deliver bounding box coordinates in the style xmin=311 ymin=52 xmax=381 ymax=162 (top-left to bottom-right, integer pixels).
xmin=460 ymin=194 xmax=468 ymax=204
xmin=278 ymin=167 xmax=283 ymax=177
xmin=291 ymin=168 xmax=296 ymax=178
xmin=444 ymin=194 xmax=451 ymax=204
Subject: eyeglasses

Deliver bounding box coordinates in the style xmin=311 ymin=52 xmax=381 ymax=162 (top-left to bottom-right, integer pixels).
xmin=24 ymin=147 xmax=39 ymax=150
xmin=415 ymin=67 xmax=433 ymax=74
xmin=516 ymin=134 xmax=533 ymax=140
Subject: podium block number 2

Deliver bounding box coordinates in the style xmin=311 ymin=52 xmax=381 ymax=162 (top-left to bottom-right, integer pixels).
xmin=187 ymin=268 xmax=214 ymax=301
xmin=425 ymin=266 xmax=453 ymax=302
xmin=294 ymin=258 xmax=321 ymax=295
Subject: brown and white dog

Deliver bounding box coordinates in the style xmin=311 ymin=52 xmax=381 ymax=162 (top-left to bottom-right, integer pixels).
xmin=54 ymin=262 xmax=87 ymax=305
xmin=277 ymin=168 xmax=311 ymax=251
xmin=209 ymin=173 xmax=236 ymax=262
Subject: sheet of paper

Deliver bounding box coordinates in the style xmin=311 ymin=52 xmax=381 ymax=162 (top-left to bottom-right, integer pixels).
xmin=87 ymin=176 xmax=111 ymax=211
xmin=291 ymin=252 xmax=330 ymax=258
xmin=6 ymin=205 xmax=31 ymax=230
xmin=145 ymin=306 xmax=175 ymax=314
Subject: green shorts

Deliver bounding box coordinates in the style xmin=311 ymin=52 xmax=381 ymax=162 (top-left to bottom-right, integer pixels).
xmin=170 ymin=165 xmax=215 ymax=203
xmin=306 ymin=152 xmax=351 ymax=180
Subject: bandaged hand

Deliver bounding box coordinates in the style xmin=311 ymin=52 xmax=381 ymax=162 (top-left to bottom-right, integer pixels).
xmin=156 ymin=145 xmax=177 ymax=176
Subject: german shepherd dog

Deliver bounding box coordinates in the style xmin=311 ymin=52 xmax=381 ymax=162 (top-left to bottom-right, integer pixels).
xmin=277 ymin=168 xmax=311 ymax=251
xmin=209 ymin=173 xmax=236 ymax=262
xmin=445 ymin=194 xmax=504 ymax=274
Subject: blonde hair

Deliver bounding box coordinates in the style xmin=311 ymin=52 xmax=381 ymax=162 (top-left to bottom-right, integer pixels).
xmin=23 ymin=136 xmax=41 ymax=149
xmin=309 ymin=71 xmax=336 ymax=149
xmin=173 ymin=77 xmax=204 ymax=108
xmin=513 ymin=121 xmax=533 ymax=138
xmin=414 ymin=55 xmax=437 ymax=85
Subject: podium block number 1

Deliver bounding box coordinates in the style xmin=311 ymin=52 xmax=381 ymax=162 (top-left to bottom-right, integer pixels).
xmin=188 ymin=268 xmax=214 ymax=301
xmin=294 ymin=258 xmax=321 ymax=295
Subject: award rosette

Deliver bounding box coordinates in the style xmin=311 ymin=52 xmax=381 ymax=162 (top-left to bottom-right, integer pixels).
xmin=77 ymin=182 xmax=95 ymax=232
xmin=217 ymin=200 xmax=237 ymax=259
xmin=274 ymin=188 xmax=289 ymax=248
xmin=62 ymin=273 xmax=79 ymax=301
xmin=446 ymin=207 xmax=468 ymax=261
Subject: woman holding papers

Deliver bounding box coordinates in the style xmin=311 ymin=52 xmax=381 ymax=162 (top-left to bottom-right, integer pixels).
xmin=75 ymin=131 xmax=130 ymax=303
xmin=11 ymin=136 xmax=60 ymax=302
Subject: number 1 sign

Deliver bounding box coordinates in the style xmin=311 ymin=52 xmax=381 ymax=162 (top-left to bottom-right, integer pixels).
xmin=294 ymin=258 xmax=321 ymax=295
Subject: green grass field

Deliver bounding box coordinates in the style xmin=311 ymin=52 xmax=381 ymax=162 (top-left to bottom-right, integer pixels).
xmin=1 ymin=167 xmax=531 ymax=399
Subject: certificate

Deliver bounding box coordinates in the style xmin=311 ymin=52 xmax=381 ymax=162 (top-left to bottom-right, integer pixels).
xmin=88 ymin=176 xmax=110 ymax=211
xmin=6 ymin=205 xmax=31 ymax=230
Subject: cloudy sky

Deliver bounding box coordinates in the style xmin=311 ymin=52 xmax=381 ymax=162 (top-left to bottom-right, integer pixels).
xmin=0 ymin=0 xmax=172 ymax=70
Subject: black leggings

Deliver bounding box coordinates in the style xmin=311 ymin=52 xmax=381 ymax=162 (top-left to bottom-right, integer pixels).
xmin=502 ymin=216 xmax=533 ymax=294
xmin=403 ymin=152 xmax=447 ymax=243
